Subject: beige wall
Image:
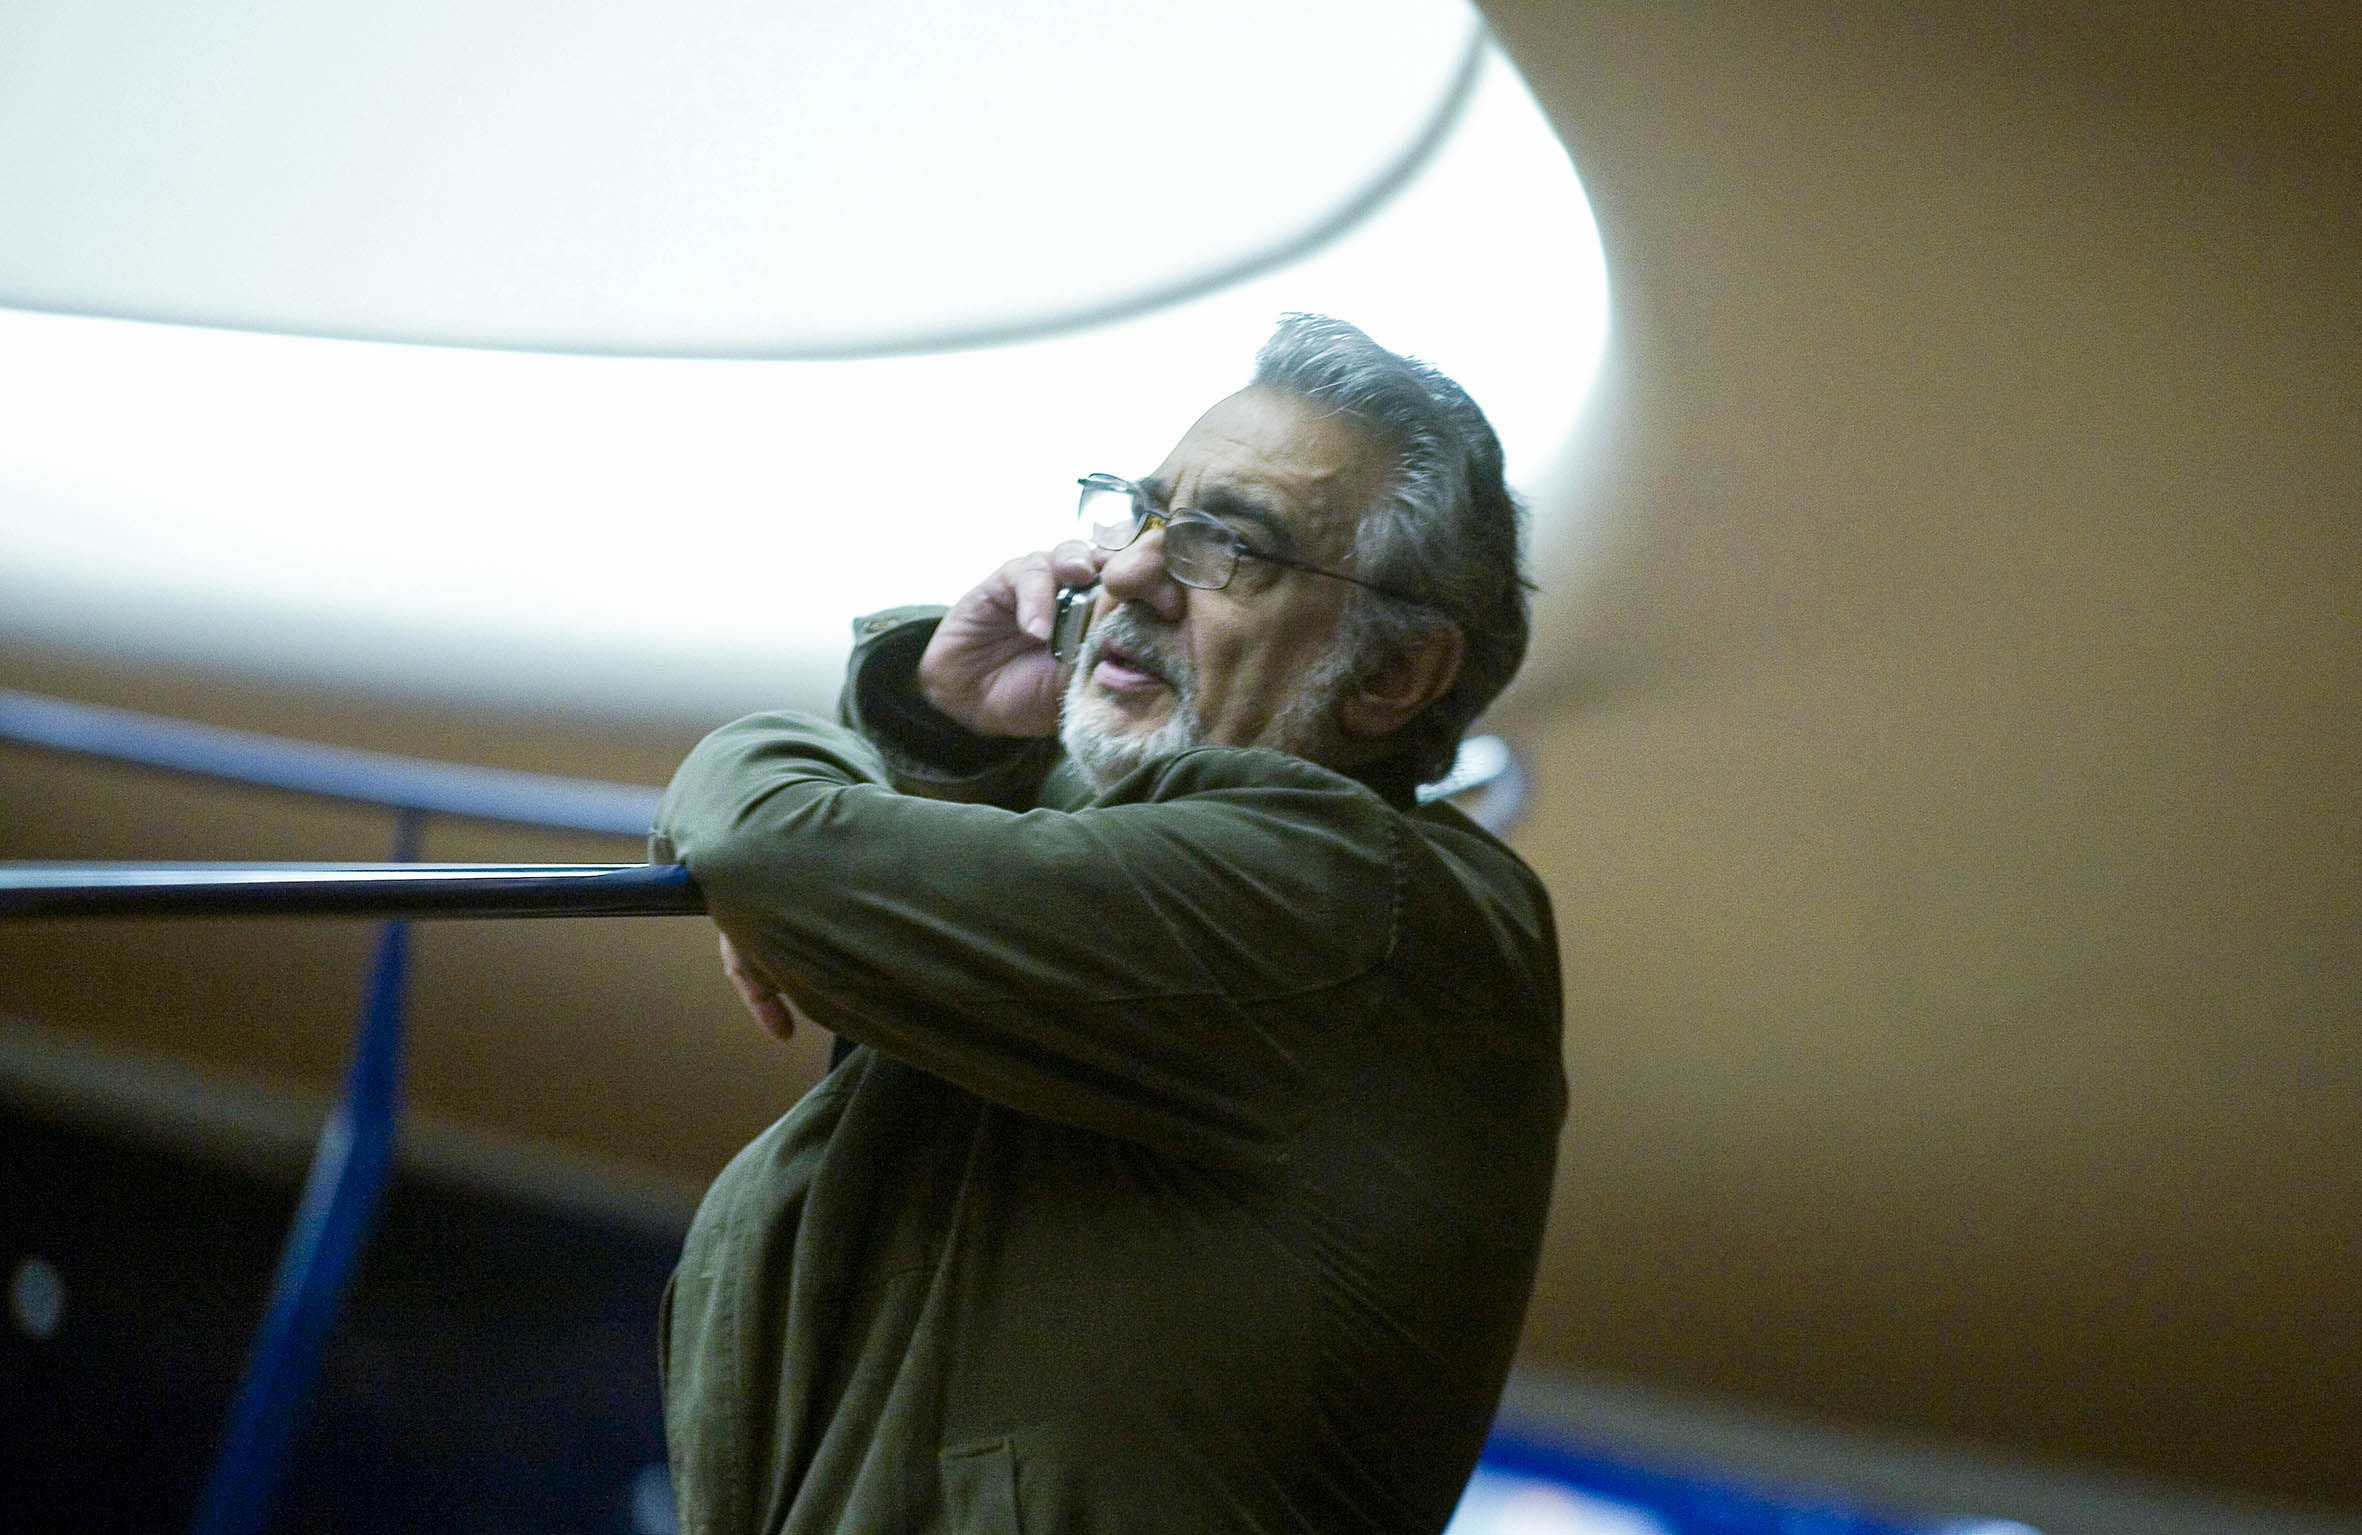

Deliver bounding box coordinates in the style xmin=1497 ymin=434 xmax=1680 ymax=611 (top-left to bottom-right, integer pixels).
xmin=1481 ymin=0 xmax=2360 ymax=1507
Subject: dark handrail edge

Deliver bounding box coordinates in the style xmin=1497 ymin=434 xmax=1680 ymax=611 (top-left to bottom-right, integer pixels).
xmin=0 ymin=862 xmax=704 ymax=920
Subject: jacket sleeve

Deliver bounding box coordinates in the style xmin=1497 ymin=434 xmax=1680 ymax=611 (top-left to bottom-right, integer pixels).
xmin=651 ymin=711 xmax=1404 ymax=1165
xmin=836 ymin=605 xmax=1064 ymax=807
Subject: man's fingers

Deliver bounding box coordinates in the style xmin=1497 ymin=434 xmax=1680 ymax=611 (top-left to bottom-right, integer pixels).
xmin=1049 ymin=539 xmax=1105 ymax=589
xmin=1004 ymin=545 xmax=1107 ymax=643
xmin=922 ymin=543 xmax=1112 ymax=736
xmin=966 ymin=545 xmax=1106 ymax=648
xmin=1007 ymin=552 xmax=1063 ymax=643
xmin=719 ymin=932 xmax=796 ymax=1041
xmin=738 ymin=983 xmax=796 ymax=1042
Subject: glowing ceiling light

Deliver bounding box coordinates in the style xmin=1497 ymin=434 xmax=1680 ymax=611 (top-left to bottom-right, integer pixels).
xmin=0 ymin=7 xmax=1607 ymax=721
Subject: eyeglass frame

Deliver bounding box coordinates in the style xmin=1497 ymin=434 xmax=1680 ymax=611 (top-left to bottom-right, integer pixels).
xmin=1075 ymin=473 xmax=1434 ymax=608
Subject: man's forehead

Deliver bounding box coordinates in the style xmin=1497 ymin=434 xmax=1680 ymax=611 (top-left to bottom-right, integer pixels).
xmin=1143 ymin=387 xmax=1389 ymax=528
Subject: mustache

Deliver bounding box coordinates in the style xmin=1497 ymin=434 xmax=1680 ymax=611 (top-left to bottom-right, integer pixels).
xmin=1083 ymin=605 xmax=1191 ymax=689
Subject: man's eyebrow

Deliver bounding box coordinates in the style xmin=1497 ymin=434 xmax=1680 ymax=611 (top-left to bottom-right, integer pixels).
xmin=1190 ymin=486 xmax=1294 ymax=554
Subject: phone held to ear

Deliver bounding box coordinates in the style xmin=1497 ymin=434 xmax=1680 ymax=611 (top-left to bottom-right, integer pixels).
xmin=1052 ymin=585 xmax=1098 ymax=665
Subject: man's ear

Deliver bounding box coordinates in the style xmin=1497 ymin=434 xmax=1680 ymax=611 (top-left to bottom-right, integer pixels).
xmin=1338 ymin=621 xmax=1465 ymax=741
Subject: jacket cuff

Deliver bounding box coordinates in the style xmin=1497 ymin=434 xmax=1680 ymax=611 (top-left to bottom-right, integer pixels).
xmin=841 ymin=606 xmax=1059 ymax=805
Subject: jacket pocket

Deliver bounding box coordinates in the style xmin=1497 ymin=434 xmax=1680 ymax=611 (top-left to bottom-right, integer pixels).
xmin=939 ymin=1437 xmax=1021 ymax=1534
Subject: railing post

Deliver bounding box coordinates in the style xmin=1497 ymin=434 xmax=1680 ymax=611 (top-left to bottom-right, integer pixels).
xmin=188 ymin=810 xmax=422 ymax=1535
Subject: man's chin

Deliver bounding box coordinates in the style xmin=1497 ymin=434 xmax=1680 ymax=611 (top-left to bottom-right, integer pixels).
xmin=1077 ymin=677 xmax=1169 ymax=727
xmin=1061 ymin=695 xmax=1201 ymax=791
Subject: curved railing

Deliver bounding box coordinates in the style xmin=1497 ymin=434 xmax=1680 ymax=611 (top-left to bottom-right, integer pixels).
xmin=0 ymin=684 xmax=697 ymax=1535
xmin=0 ymin=684 xmax=665 ymax=834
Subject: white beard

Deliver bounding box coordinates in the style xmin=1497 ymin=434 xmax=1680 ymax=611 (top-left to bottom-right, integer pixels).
xmin=1059 ymin=605 xmax=1357 ymax=792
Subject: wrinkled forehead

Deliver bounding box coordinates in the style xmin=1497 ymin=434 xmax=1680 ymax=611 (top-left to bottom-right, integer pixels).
xmin=1141 ymin=387 xmax=1391 ymax=555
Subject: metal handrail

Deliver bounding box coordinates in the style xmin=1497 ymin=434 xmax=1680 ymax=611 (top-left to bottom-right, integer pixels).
xmin=0 ymin=860 xmax=703 ymax=920
xmin=0 ymin=686 xmax=679 ymax=1535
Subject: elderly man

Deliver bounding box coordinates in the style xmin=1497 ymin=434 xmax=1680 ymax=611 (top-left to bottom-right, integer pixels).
xmin=652 ymin=315 xmax=1564 ymax=1534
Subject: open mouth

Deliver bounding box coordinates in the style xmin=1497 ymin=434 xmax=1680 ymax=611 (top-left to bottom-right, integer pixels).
xmin=1090 ymin=625 xmax=1172 ymax=691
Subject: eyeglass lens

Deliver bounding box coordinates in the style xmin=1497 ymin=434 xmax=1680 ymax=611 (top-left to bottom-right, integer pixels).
xmin=1075 ymin=481 xmax=1234 ymax=590
xmin=1078 ymin=484 xmax=1138 ymax=550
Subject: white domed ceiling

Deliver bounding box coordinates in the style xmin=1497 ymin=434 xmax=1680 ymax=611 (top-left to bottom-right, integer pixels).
xmin=0 ymin=0 xmax=1606 ymax=719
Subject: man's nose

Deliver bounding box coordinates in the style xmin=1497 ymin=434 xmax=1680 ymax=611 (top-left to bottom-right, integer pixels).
xmin=1099 ymin=527 xmax=1186 ymax=621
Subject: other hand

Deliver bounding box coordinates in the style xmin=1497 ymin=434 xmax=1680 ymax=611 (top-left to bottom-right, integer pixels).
xmin=918 ymin=540 xmax=1104 ymax=738
xmin=718 ymin=931 xmax=808 ymax=1043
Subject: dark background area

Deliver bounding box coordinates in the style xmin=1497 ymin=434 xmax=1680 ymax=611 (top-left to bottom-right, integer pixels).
xmin=2 ymin=1106 xmax=677 ymax=1534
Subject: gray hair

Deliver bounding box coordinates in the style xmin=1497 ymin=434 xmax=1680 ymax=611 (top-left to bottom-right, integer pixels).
xmin=1251 ymin=313 xmax=1531 ymax=785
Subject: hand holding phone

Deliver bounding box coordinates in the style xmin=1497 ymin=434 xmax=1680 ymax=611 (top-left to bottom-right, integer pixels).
xmin=919 ymin=544 xmax=1102 ymax=738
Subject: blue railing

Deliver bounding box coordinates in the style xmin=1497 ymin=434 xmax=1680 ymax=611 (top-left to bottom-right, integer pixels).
xmin=0 ymin=684 xmax=698 ymax=1535
xmin=0 ymin=859 xmax=702 ymax=919
xmin=0 ymin=685 xmax=664 ymax=834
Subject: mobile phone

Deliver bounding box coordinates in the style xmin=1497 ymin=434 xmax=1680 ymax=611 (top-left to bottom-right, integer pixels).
xmin=1052 ymin=585 xmax=1098 ymax=665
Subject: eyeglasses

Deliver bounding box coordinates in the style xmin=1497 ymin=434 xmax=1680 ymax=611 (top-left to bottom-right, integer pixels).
xmin=1075 ymin=473 xmax=1432 ymax=606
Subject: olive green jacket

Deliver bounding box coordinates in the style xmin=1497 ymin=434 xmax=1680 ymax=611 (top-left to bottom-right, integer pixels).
xmin=650 ymin=610 xmax=1565 ymax=1534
